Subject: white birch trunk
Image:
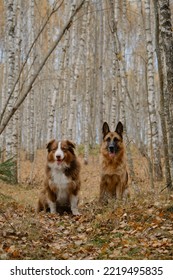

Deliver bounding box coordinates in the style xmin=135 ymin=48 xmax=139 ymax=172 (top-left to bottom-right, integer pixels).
xmin=47 ymin=88 xmax=57 ymax=141
xmin=84 ymin=1 xmax=90 ymax=164
xmin=68 ymin=1 xmax=77 ymax=140
xmin=61 ymin=1 xmax=70 ymax=139
xmin=109 ymin=0 xmax=119 ymax=130
xmin=0 ymin=9 xmax=8 ymax=160
xmin=12 ymin=0 xmax=21 ymax=182
xmin=98 ymin=0 xmax=104 ymax=144
xmin=135 ymin=0 xmax=142 ymax=148
xmin=158 ymin=0 xmax=173 ymax=185
xmin=145 ymin=0 xmax=163 ymax=181
xmin=5 ymin=0 xmax=15 ymax=159
xmin=25 ymin=0 xmax=35 ymax=161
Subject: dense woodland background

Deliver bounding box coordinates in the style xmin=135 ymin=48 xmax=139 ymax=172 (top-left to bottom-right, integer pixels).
xmin=0 ymin=0 xmax=173 ymax=188
xmin=1 ymin=0 xmax=173 ymax=260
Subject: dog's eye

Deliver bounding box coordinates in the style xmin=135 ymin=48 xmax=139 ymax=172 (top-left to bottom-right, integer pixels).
xmin=62 ymin=147 xmax=68 ymax=151
xmin=106 ymin=137 xmax=111 ymax=142
xmin=113 ymin=137 xmax=119 ymax=142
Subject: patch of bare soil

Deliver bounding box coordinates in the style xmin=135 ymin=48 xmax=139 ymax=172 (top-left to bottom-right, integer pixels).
xmin=0 ymin=149 xmax=173 ymax=259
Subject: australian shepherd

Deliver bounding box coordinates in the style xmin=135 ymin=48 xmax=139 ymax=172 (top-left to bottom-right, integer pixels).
xmin=37 ymin=139 xmax=81 ymax=215
xmin=99 ymin=121 xmax=129 ymax=202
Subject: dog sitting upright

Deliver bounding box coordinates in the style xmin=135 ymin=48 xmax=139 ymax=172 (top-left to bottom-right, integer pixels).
xmin=99 ymin=121 xmax=129 ymax=202
xmin=37 ymin=139 xmax=81 ymax=215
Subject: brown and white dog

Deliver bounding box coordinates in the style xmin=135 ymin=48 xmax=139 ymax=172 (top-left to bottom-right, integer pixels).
xmin=99 ymin=121 xmax=129 ymax=202
xmin=37 ymin=139 xmax=81 ymax=215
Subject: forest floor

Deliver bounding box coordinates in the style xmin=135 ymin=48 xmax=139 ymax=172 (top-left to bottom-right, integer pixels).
xmin=0 ymin=147 xmax=173 ymax=260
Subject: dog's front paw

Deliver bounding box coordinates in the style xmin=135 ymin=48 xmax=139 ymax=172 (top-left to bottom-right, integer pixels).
xmin=71 ymin=208 xmax=81 ymax=216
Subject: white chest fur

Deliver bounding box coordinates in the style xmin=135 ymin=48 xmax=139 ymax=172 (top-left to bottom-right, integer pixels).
xmin=50 ymin=168 xmax=70 ymax=205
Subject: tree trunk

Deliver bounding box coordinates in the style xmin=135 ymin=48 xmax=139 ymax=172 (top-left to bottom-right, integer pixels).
xmin=26 ymin=0 xmax=35 ymax=162
xmin=12 ymin=0 xmax=22 ymax=182
xmin=98 ymin=0 xmax=104 ymax=144
xmin=4 ymin=0 xmax=15 ymax=159
xmin=154 ymin=0 xmax=173 ymax=189
xmin=158 ymin=0 xmax=173 ymax=188
xmin=144 ymin=0 xmax=163 ymax=181
xmin=84 ymin=1 xmax=90 ymax=164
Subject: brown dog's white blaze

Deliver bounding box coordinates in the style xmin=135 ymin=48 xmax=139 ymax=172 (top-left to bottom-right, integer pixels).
xmin=55 ymin=142 xmax=65 ymax=165
xmin=37 ymin=139 xmax=81 ymax=215
xmin=100 ymin=121 xmax=129 ymax=202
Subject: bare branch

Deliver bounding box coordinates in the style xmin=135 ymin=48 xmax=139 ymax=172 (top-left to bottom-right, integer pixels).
xmin=0 ymin=0 xmax=64 ymax=123
xmin=0 ymin=208 xmax=16 ymax=232
xmin=0 ymin=0 xmax=86 ymax=135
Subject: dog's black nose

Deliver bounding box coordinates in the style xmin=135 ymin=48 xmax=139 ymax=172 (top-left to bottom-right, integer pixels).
xmin=109 ymin=145 xmax=114 ymax=153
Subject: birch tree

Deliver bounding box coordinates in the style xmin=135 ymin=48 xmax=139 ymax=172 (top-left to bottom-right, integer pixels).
xmin=0 ymin=0 xmax=86 ymax=136
xmin=68 ymin=1 xmax=77 ymax=141
xmin=144 ymin=0 xmax=163 ymax=182
xmin=108 ymin=0 xmax=119 ymax=130
xmin=158 ymin=0 xmax=173 ymax=186
xmin=83 ymin=0 xmax=90 ymax=164
xmin=4 ymin=0 xmax=15 ymax=159
xmin=98 ymin=0 xmax=104 ymax=144
xmin=153 ymin=0 xmax=173 ymax=189
xmin=12 ymin=0 xmax=22 ymax=181
xmin=26 ymin=0 xmax=35 ymax=161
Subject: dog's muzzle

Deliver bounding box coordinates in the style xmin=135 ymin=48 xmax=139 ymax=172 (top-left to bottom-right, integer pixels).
xmin=109 ymin=144 xmax=115 ymax=153
xmin=108 ymin=141 xmax=119 ymax=155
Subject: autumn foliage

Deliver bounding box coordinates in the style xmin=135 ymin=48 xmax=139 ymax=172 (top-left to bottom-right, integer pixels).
xmin=0 ymin=149 xmax=173 ymax=260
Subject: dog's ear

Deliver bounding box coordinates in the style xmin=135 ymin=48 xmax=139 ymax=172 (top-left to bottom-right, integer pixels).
xmin=102 ymin=122 xmax=110 ymax=138
xmin=66 ymin=140 xmax=76 ymax=150
xmin=66 ymin=140 xmax=76 ymax=155
xmin=115 ymin=122 xmax=123 ymax=138
xmin=46 ymin=139 xmax=55 ymax=152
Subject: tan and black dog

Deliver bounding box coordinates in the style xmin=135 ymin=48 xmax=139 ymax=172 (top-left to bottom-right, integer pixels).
xmin=99 ymin=121 xmax=129 ymax=202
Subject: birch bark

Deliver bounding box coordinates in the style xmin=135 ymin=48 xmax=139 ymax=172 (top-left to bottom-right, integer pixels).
xmin=26 ymin=0 xmax=35 ymax=162
xmin=84 ymin=1 xmax=90 ymax=164
xmin=12 ymin=0 xmax=21 ymax=182
xmin=98 ymin=0 xmax=104 ymax=144
xmin=4 ymin=0 xmax=15 ymax=159
xmin=68 ymin=1 xmax=77 ymax=141
xmin=158 ymin=0 xmax=173 ymax=186
xmin=153 ymin=0 xmax=173 ymax=189
xmin=144 ymin=0 xmax=163 ymax=181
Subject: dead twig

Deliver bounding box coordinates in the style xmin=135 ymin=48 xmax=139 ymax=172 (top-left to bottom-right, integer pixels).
xmin=0 ymin=209 xmax=16 ymax=232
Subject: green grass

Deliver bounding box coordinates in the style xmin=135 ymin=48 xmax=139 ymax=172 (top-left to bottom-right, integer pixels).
xmin=0 ymin=155 xmax=17 ymax=184
xmin=77 ymin=144 xmax=100 ymax=156
xmin=91 ymin=236 xmax=108 ymax=247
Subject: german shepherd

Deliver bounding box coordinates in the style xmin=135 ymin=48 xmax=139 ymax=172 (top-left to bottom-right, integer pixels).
xmin=99 ymin=121 xmax=129 ymax=202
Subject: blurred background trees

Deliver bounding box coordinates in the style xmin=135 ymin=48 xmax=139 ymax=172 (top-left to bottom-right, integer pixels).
xmin=0 ymin=0 xmax=173 ymax=188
